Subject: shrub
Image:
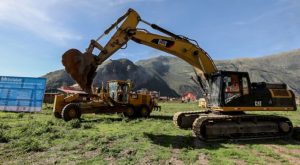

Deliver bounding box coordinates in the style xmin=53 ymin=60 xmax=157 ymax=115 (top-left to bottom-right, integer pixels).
xmin=14 ymin=138 xmax=44 ymax=152
xmin=85 ymin=143 xmax=97 ymax=151
xmin=0 ymin=123 xmax=10 ymax=129
xmin=68 ymin=119 xmax=81 ymax=129
xmin=0 ymin=123 xmax=10 ymax=143
xmin=24 ymin=139 xmax=44 ymax=152
xmin=17 ymin=113 xmax=24 ymax=118
xmin=82 ymin=123 xmax=93 ymax=129
xmin=46 ymin=120 xmax=54 ymax=126
xmin=0 ymin=131 xmax=9 ymax=143
xmin=19 ymin=121 xmax=54 ymax=136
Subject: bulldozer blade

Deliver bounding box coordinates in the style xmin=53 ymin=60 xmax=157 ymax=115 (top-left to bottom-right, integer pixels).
xmin=62 ymin=49 xmax=98 ymax=93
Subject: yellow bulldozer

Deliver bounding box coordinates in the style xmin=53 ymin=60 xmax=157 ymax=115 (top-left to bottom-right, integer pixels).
xmin=53 ymin=80 xmax=160 ymax=121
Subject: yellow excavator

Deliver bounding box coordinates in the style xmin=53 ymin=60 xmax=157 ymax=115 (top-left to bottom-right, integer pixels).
xmin=62 ymin=8 xmax=297 ymax=141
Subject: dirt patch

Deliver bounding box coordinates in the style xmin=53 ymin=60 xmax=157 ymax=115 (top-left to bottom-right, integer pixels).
xmin=104 ymin=156 xmax=117 ymax=165
xmin=198 ymin=153 xmax=209 ymax=165
xmin=267 ymin=145 xmax=300 ymax=164
xmin=4 ymin=150 xmax=63 ymax=165
xmin=83 ymin=149 xmax=101 ymax=159
xmin=231 ymin=159 xmax=247 ymax=165
xmin=139 ymin=156 xmax=153 ymax=165
xmin=138 ymin=150 xmax=159 ymax=165
xmin=251 ymin=147 xmax=281 ymax=165
xmin=120 ymin=149 xmax=136 ymax=157
xmin=235 ymin=144 xmax=246 ymax=149
xmin=166 ymin=149 xmax=184 ymax=165
xmin=3 ymin=146 xmax=101 ymax=165
xmin=262 ymin=157 xmax=281 ymax=165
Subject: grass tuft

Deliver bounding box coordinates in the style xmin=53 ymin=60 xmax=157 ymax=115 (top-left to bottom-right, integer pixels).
xmin=17 ymin=113 xmax=24 ymax=118
xmin=13 ymin=137 xmax=44 ymax=152
xmin=68 ymin=119 xmax=81 ymax=129
xmin=82 ymin=123 xmax=93 ymax=129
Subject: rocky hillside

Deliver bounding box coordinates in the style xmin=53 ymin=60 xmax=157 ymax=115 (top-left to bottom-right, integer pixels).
xmin=93 ymin=59 xmax=178 ymax=96
xmin=43 ymin=49 xmax=300 ymax=96
xmin=43 ymin=59 xmax=178 ymax=96
xmin=136 ymin=56 xmax=203 ymax=96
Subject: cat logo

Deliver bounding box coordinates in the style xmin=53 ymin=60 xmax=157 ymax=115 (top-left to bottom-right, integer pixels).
xmin=254 ymin=100 xmax=262 ymax=107
xmin=151 ymin=39 xmax=174 ymax=48
xmin=158 ymin=39 xmax=168 ymax=46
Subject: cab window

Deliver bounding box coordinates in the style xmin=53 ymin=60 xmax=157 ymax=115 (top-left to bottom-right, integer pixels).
xmin=223 ymin=75 xmax=241 ymax=104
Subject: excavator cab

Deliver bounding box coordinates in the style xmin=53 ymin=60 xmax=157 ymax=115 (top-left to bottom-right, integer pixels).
xmin=209 ymin=71 xmax=251 ymax=108
xmin=208 ymin=71 xmax=296 ymax=111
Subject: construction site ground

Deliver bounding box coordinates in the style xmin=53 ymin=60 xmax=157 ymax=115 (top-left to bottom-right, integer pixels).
xmin=0 ymin=103 xmax=299 ymax=165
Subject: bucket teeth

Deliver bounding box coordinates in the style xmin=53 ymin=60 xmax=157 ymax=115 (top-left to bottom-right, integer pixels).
xmin=62 ymin=49 xmax=98 ymax=93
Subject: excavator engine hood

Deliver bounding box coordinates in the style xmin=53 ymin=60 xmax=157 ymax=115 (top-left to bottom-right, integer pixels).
xmin=62 ymin=49 xmax=98 ymax=93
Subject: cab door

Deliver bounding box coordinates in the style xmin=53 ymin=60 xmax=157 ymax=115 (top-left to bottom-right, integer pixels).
xmin=222 ymin=72 xmax=251 ymax=106
xmin=223 ymin=74 xmax=242 ymax=105
xmin=108 ymin=82 xmax=118 ymax=101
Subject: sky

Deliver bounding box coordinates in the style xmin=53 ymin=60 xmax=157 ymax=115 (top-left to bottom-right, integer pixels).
xmin=0 ymin=0 xmax=299 ymax=77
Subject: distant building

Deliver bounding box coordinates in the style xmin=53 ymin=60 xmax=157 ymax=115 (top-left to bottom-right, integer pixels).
xmin=182 ymin=92 xmax=197 ymax=102
xmin=57 ymin=84 xmax=87 ymax=95
xmin=137 ymin=88 xmax=160 ymax=99
xmin=43 ymin=84 xmax=87 ymax=104
xmin=149 ymin=91 xmax=160 ymax=99
xmin=159 ymin=96 xmax=169 ymax=101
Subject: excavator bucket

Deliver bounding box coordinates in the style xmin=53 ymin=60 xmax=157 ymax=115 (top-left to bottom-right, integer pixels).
xmin=62 ymin=49 xmax=98 ymax=93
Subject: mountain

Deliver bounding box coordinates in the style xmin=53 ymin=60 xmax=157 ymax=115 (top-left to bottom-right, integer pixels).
xmin=43 ymin=49 xmax=300 ymax=96
xmin=92 ymin=59 xmax=178 ymax=96
xmin=136 ymin=56 xmax=203 ymax=96
xmin=43 ymin=59 xmax=179 ymax=96
xmin=43 ymin=69 xmax=75 ymax=90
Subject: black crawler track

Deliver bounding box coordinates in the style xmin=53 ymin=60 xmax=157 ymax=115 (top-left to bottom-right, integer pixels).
xmin=173 ymin=111 xmax=210 ymax=129
xmin=192 ymin=114 xmax=293 ymax=141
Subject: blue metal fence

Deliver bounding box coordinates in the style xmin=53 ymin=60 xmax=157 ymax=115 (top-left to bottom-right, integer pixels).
xmin=0 ymin=76 xmax=46 ymax=112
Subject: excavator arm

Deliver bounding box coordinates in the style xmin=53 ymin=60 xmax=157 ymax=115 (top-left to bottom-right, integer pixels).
xmin=62 ymin=8 xmax=217 ymax=93
xmin=130 ymin=30 xmax=216 ymax=76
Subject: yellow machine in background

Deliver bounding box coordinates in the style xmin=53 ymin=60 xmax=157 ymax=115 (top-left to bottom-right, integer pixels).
xmin=53 ymin=80 xmax=159 ymax=121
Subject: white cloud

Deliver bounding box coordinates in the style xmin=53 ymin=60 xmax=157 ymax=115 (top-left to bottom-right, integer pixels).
xmin=0 ymin=0 xmax=82 ymax=45
xmin=0 ymin=0 xmax=166 ymax=45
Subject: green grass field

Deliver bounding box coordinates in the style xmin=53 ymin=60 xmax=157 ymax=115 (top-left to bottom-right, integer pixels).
xmin=0 ymin=103 xmax=299 ymax=165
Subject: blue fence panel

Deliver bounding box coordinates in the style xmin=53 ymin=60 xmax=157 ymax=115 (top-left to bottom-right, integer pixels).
xmin=0 ymin=76 xmax=46 ymax=112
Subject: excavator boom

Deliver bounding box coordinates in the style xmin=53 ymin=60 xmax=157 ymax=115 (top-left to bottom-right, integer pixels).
xmin=62 ymin=8 xmax=216 ymax=93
